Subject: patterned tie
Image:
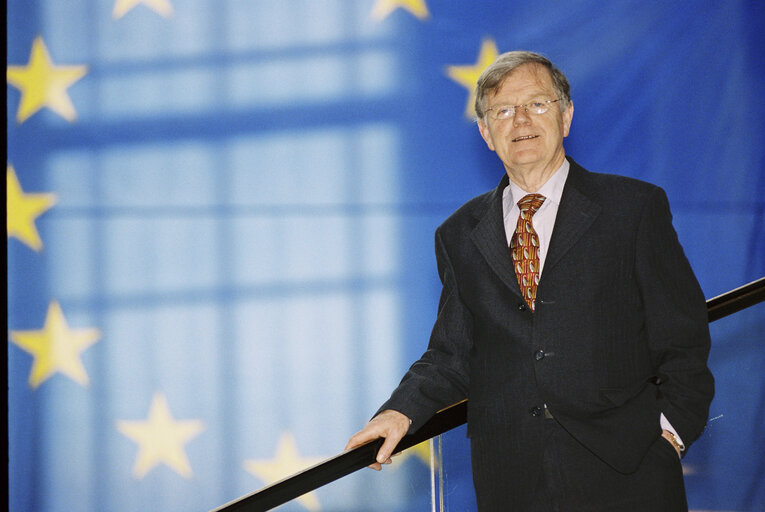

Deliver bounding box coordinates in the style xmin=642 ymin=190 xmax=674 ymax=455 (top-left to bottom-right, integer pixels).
xmin=510 ymin=194 xmax=546 ymax=312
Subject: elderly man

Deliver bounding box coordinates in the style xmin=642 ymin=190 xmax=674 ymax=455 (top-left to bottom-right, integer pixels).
xmin=346 ymin=51 xmax=714 ymax=511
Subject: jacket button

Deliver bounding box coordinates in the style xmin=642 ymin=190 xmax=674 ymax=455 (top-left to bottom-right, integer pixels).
xmin=534 ymin=350 xmax=545 ymax=361
xmin=517 ymin=303 xmax=528 ymax=311
xmin=529 ymin=406 xmax=542 ymax=417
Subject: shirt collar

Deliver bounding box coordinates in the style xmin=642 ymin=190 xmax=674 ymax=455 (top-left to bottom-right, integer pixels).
xmin=505 ymin=159 xmax=570 ymax=208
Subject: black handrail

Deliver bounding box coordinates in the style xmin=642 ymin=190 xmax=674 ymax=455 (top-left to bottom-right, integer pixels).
xmin=707 ymin=276 xmax=765 ymax=322
xmin=213 ymin=276 xmax=765 ymax=512
xmin=212 ymin=401 xmax=468 ymax=512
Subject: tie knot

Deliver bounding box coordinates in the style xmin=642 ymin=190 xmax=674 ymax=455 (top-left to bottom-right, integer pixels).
xmin=517 ymin=194 xmax=546 ymax=215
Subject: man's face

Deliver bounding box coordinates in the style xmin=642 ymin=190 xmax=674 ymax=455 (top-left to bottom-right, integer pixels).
xmin=477 ymin=63 xmax=573 ymax=175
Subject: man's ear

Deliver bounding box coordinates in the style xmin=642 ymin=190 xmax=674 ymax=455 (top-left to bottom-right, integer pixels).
xmin=562 ymin=100 xmax=574 ymax=138
xmin=477 ymin=119 xmax=495 ymax=151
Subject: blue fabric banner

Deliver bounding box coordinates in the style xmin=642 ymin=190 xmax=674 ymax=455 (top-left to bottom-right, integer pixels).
xmin=7 ymin=1 xmax=764 ymax=511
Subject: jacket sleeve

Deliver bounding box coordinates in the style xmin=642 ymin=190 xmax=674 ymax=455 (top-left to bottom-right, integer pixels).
xmin=635 ymin=186 xmax=715 ymax=447
xmin=377 ymin=228 xmax=473 ymax=433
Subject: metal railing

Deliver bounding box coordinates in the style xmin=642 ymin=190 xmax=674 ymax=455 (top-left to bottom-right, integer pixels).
xmin=213 ymin=276 xmax=765 ymax=512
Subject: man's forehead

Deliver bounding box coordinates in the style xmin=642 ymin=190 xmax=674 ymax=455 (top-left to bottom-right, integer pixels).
xmin=493 ymin=63 xmax=555 ymax=97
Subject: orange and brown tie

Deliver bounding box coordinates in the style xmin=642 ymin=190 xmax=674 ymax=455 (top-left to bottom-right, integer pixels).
xmin=510 ymin=194 xmax=546 ymax=312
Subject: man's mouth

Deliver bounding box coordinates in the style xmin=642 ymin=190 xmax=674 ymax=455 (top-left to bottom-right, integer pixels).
xmin=512 ymin=135 xmax=538 ymax=142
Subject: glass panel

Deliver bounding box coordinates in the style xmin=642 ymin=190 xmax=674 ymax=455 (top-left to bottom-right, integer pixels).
xmin=431 ymin=427 xmax=477 ymax=511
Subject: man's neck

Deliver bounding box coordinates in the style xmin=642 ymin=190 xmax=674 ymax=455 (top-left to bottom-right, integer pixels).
xmin=505 ymin=154 xmax=566 ymax=193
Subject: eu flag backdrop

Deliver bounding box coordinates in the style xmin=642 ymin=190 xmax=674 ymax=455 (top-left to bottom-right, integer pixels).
xmin=7 ymin=1 xmax=764 ymax=511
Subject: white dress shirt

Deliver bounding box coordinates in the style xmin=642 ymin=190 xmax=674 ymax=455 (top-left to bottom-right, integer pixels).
xmin=502 ymin=159 xmax=569 ymax=274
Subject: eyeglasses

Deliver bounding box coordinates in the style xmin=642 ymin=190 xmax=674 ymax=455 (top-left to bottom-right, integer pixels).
xmin=484 ymin=98 xmax=562 ymax=120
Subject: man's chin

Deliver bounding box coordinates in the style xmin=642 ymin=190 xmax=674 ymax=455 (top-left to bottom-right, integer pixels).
xmin=507 ymin=152 xmax=543 ymax=168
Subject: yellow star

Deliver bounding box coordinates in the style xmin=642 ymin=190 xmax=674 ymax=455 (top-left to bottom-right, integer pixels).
xmin=116 ymin=393 xmax=205 ymax=479
xmin=112 ymin=0 xmax=174 ymax=19
xmin=446 ymin=38 xmax=500 ymax=118
xmin=244 ymin=432 xmax=325 ymax=511
xmin=9 ymin=300 xmax=101 ymax=388
xmin=7 ymin=165 xmax=57 ymax=251
xmin=371 ymin=0 xmax=429 ymax=21
xmin=6 ymin=36 xmax=88 ymax=123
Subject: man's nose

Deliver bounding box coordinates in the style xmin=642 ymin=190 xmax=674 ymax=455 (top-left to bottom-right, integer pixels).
xmin=513 ymin=107 xmax=532 ymax=125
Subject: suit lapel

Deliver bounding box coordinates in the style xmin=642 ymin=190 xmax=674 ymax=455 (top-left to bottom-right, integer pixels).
xmin=470 ymin=160 xmax=602 ymax=298
xmin=470 ymin=176 xmax=524 ymax=299
xmin=543 ymin=161 xmax=601 ymax=274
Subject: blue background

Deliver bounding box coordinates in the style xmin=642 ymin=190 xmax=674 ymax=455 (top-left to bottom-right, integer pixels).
xmin=7 ymin=1 xmax=764 ymax=511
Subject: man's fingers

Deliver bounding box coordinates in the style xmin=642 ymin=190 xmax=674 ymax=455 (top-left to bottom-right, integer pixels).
xmin=344 ymin=428 xmax=380 ymax=451
xmin=344 ymin=434 xmax=366 ymax=452
xmin=345 ymin=409 xmax=411 ymax=469
xmin=376 ymin=435 xmax=400 ymax=463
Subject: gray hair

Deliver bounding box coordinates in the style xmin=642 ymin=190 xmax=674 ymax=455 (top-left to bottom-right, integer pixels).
xmin=474 ymin=50 xmax=571 ymax=120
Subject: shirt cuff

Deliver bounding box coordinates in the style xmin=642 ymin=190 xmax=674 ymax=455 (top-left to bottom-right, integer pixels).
xmin=660 ymin=412 xmax=684 ymax=446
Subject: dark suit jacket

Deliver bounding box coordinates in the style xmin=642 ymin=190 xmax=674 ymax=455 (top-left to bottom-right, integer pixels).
xmin=379 ymin=157 xmax=714 ymax=504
